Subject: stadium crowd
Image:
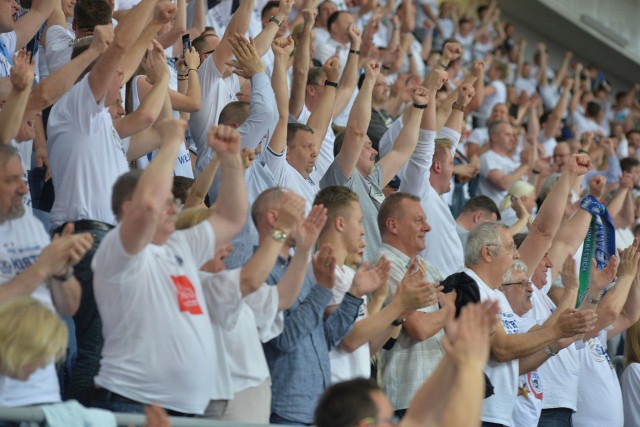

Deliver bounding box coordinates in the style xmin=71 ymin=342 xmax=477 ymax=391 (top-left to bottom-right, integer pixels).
xmin=1 ymin=0 xmax=640 ymax=426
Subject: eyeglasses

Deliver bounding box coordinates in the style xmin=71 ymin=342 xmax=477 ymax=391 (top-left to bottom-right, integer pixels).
xmin=487 ymin=243 xmax=517 ymax=253
xmin=361 ymin=416 xmax=400 ymax=426
xmin=502 ymin=280 xmax=533 ymax=287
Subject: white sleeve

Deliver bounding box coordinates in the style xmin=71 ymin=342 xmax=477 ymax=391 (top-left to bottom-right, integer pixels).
xmin=174 ymin=220 xmax=217 ymax=268
xmin=244 ymin=284 xmax=284 ymax=342
xmin=259 ymin=144 xmax=288 ymax=184
xmin=45 ymin=26 xmax=72 ymax=73
xmin=91 ymin=226 xmax=145 ymax=281
xmin=200 ymin=269 xmax=243 ymax=330
xmin=399 ymin=129 xmax=436 ymax=199
xmin=378 ymin=117 xmax=404 ymax=158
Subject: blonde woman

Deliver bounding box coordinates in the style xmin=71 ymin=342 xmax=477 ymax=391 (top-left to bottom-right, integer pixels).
xmin=0 ymin=297 xmax=67 ymax=381
xmin=622 ymin=319 xmax=640 ymax=427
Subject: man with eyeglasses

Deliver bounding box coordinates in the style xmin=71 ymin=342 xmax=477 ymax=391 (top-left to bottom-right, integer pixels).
xmin=461 ymin=222 xmax=597 ymax=427
xmin=499 ymin=260 xmax=575 ymax=427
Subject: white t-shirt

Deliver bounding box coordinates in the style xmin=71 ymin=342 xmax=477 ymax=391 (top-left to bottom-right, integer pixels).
xmin=514 ymin=77 xmax=537 ymax=97
xmin=223 ymin=281 xmax=282 ymax=394
xmin=261 ymin=145 xmax=320 ymax=213
xmin=479 ymin=149 xmax=521 ymax=207
xmin=10 ymin=139 xmax=32 ymax=211
xmin=421 ymin=186 xmax=464 ymax=276
xmin=524 ymin=285 xmax=581 ymax=412
xmin=131 ymin=76 xmax=194 ymax=178
xmin=293 ymin=104 xmax=335 ymax=184
xmin=329 ymin=265 xmax=370 ymax=383
xmin=45 ymin=25 xmax=73 ymax=74
xmin=0 ymin=212 xmax=60 ymax=407
xmin=47 ymin=75 xmax=130 ymax=227
xmin=189 ymin=55 xmax=240 ymax=170
xmin=464 ymin=267 xmax=519 ymax=426
xmin=573 ymin=330 xmax=623 ymax=427
xmin=571 ymin=110 xmax=605 ymax=139
xmin=468 ymin=127 xmax=489 ymax=149
xmin=622 ymin=363 xmax=640 ymax=427
xmin=92 ymin=221 xmax=217 ymax=414
xmin=511 ymin=316 xmax=543 ymax=427
xmin=0 ymin=32 xmax=17 ymax=77
xmin=479 ymin=80 xmax=507 ymax=118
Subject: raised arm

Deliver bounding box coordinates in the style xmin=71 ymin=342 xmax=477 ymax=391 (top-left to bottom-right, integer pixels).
xmin=0 ymin=51 xmax=34 ymax=144
xmin=119 ymin=119 xmax=186 ymax=255
xmin=307 ymin=57 xmax=339 ymax=152
xmin=12 ymin=0 xmax=56 ymax=51
xmin=336 ymin=61 xmax=378 ymax=178
xmin=203 ymin=125 xmax=248 ymax=248
xmin=89 ymin=0 xmax=174 ymax=102
xmin=115 ymin=41 xmax=170 ymax=139
xmin=377 ymin=86 xmax=428 ymax=186
xmin=519 ymin=154 xmax=591 ymax=273
xmin=543 ymin=78 xmax=572 ymax=139
xmin=24 ymin=25 xmax=111 ymax=120
xmin=266 ymin=36 xmax=289 ymax=156
xmin=240 ymin=193 xmax=306 ymax=296
xmin=253 ymin=0 xmax=294 ymax=56
xmin=212 ymin=0 xmax=254 ymax=74
xmin=289 ymin=8 xmax=314 ymax=119
xmin=275 ymin=204 xmax=328 ymax=310
xmin=333 ymin=24 xmax=361 ymax=117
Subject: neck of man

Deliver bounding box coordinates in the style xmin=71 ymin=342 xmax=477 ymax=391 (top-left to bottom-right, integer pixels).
xmin=317 ymin=233 xmax=348 ymax=267
xmin=469 ymin=264 xmax=502 ymax=290
xmin=332 ymin=34 xmax=348 ymax=45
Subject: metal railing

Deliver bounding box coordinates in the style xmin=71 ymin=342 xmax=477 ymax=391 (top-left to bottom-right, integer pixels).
xmin=0 ymin=406 xmax=283 ymax=427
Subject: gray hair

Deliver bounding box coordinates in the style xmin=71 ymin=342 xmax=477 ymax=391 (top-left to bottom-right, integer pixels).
xmin=464 ymin=222 xmax=509 ymax=266
xmin=0 ymin=144 xmax=19 ymax=167
xmin=502 ymin=260 xmax=528 ymax=284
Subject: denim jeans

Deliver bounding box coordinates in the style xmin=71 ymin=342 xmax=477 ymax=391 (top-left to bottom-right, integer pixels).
xmin=538 ymin=408 xmax=573 ymax=427
xmin=270 ymin=413 xmax=310 ymax=426
xmin=482 ymin=422 xmax=506 ymax=427
xmin=61 ymin=227 xmax=111 ymax=405
xmin=92 ymin=399 xmax=146 ymax=415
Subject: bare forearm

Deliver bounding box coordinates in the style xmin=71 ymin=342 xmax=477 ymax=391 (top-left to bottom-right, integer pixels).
xmin=120 ymin=23 xmax=164 ymax=83
xmin=0 ymin=264 xmax=48 ymax=304
xmin=341 ymin=300 xmax=405 ymax=353
xmin=211 ymin=153 xmax=247 ymax=237
xmin=492 ymin=325 xmax=559 ymax=361
xmin=307 ymin=86 xmax=336 ymax=150
xmin=185 ymin=156 xmax=219 ymax=208
xmin=334 ymin=51 xmax=360 ymax=116
xmin=289 ymin=25 xmax=311 ymax=118
xmin=240 ymin=238 xmax=286 ymax=296
xmin=437 ymin=363 xmax=485 ymax=427
xmin=0 ymin=88 xmax=31 ymax=144
xmin=49 ymin=277 xmax=81 ymax=316
xmin=519 ymin=349 xmax=551 ymax=375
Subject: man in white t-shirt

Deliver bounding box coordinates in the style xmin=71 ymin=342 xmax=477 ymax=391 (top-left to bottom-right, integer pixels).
xmin=461 ymin=222 xmax=596 ymax=427
xmin=478 ymin=121 xmax=532 ymax=207
xmin=43 ymin=0 xmax=113 ymax=75
xmin=0 ymin=144 xmax=93 ymax=408
xmin=46 ymin=0 xmax=178 ymax=405
xmin=92 ymin=122 xmax=248 ymax=415
xmin=466 ymin=103 xmax=509 ymax=158
xmin=313 ymin=1 xmax=336 ymax=46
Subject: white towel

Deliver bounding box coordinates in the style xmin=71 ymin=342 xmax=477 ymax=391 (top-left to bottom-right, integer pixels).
xmin=41 ymin=400 xmax=117 ymax=427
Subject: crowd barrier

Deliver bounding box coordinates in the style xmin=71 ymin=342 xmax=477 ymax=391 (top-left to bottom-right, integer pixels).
xmin=0 ymin=406 xmax=282 ymax=427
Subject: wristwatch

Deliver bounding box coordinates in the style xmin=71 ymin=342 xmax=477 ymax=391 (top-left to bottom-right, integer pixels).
xmin=52 ymin=266 xmax=74 ymax=282
xmin=270 ymin=228 xmax=287 ymax=242
xmin=269 ymin=15 xmax=282 ymax=26
xmin=452 ymin=102 xmax=466 ymax=112
xmin=544 ymin=345 xmax=558 ymax=357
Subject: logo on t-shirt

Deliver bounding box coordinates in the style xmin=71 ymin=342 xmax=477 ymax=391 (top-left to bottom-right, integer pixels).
xmin=170 ymin=275 xmax=203 ymax=315
xmin=500 ymin=311 xmax=519 ymax=335
xmin=527 ymin=371 xmax=543 ymax=400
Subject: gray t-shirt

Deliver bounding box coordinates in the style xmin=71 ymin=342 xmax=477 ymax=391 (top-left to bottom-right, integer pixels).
xmin=320 ymin=159 xmax=385 ymax=262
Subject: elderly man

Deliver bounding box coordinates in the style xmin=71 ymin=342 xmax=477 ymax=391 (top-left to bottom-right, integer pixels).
xmin=375 ymin=192 xmax=453 ymax=418
xmin=460 ymin=222 xmax=597 ymax=427
xmin=0 ymin=145 xmax=92 ymax=407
